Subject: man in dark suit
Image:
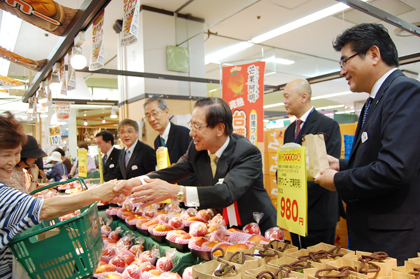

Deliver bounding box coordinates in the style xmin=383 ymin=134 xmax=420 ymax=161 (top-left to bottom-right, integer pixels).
xmin=95 ymin=130 xmax=121 ymax=182
xmin=314 ymin=23 xmax=420 ymax=265
xmin=108 ymin=119 xmax=156 ymax=180
xmin=115 ymin=97 xmax=277 ymax=233
xmin=143 ymin=97 xmax=199 ymax=186
xmin=283 ymin=78 xmax=342 ymax=248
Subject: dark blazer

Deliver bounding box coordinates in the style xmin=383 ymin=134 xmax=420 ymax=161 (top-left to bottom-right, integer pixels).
xmin=109 ymin=140 xmax=156 ymax=180
xmin=153 ymin=123 xmax=200 ymax=186
xmin=103 ymin=147 xmax=121 ymax=182
xmin=335 ymin=69 xmax=420 ymax=265
xmin=147 ymin=134 xmax=277 ymax=233
xmin=284 ymin=109 xmax=342 ymax=230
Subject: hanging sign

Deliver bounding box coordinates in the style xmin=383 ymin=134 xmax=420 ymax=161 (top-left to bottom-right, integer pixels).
xmin=49 ymin=125 xmax=62 ymax=146
xmin=90 ymin=11 xmax=105 ymax=71
xmin=222 ymin=61 xmax=265 ymax=145
xmin=55 ymin=102 xmax=70 ymax=122
xmin=277 ymin=144 xmax=308 ymax=237
xmin=0 ymin=46 xmax=46 ymax=71
xmin=121 ymin=0 xmax=138 ymax=47
xmin=78 ymin=148 xmax=88 ymax=178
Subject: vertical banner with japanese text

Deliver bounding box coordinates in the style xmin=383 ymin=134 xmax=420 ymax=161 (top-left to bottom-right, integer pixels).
xmin=222 ymin=62 xmax=265 ymax=145
xmin=121 ymin=0 xmax=139 ymax=47
xmin=277 ymin=144 xmax=308 ymax=236
xmin=90 ymin=11 xmax=105 ymax=71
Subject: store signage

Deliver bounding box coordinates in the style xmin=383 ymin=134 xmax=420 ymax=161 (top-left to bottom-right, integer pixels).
xmin=90 ymin=11 xmax=105 ymax=71
xmin=0 ymin=46 xmax=46 ymax=71
xmin=55 ymin=102 xmax=70 ymax=122
xmin=222 ymin=61 xmax=265 ymax=145
xmin=121 ymin=0 xmax=139 ymax=47
xmin=156 ymin=147 xmax=172 ymax=203
xmin=0 ymin=1 xmax=78 ymax=36
xmin=49 ymin=125 xmax=62 ymax=146
xmin=78 ymin=148 xmax=88 ymax=178
xmin=98 ymin=149 xmax=104 ymax=184
xmin=277 ymin=144 xmax=308 ymax=237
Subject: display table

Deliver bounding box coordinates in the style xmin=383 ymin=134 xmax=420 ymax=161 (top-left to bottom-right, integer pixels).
xmin=109 ymin=218 xmax=200 ymax=274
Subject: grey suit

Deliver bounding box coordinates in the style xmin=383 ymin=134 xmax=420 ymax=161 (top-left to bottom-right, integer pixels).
xmin=147 ymin=134 xmax=277 ymax=233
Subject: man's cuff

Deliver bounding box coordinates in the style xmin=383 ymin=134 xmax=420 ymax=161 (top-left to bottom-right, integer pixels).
xmin=136 ymin=175 xmax=150 ymax=185
xmin=185 ymin=186 xmax=200 ymax=207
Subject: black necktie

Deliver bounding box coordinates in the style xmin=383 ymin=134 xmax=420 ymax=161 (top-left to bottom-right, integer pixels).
xmin=362 ymin=97 xmax=373 ymax=127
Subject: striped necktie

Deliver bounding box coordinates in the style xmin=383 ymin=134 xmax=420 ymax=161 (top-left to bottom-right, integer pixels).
xmin=125 ymin=150 xmax=131 ymax=167
xmin=362 ymin=97 xmax=373 ymax=127
xmin=295 ymin=119 xmax=303 ymax=141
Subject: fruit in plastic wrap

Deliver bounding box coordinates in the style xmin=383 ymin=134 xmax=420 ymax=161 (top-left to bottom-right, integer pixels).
xmin=265 ymin=227 xmax=284 ymax=241
xmin=242 ymin=222 xmax=261 ymax=235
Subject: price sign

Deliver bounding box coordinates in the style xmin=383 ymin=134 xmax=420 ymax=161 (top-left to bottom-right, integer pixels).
xmin=98 ymin=149 xmax=104 ymax=184
xmin=277 ymin=144 xmax=308 ymax=237
xmin=49 ymin=126 xmax=62 ymax=146
xmin=78 ymin=149 xmax=88 ymax=178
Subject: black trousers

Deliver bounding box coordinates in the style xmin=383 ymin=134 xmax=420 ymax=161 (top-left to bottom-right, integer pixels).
xmin=290 ymin=227 xmax=336 ymax=249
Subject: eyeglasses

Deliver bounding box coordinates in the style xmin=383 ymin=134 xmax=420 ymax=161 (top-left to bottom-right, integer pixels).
xmin=188 ymin=121 xmax=208 ymax=132
xmin=339 ymin=52 xmax=360 ymax=69
xmin=119 ymin=129 xmax=137 ymax=135
xmin=145 ymin=110 xmax=161 ymax=119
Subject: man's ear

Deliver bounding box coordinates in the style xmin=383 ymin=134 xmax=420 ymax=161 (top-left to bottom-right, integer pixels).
xmin=301 ymin=92 xmax=309 ymax=103
xmin=216 ymin=123 xmax=226 ymax=137
xmin=369 ymin=45 xmax=381 ymax=66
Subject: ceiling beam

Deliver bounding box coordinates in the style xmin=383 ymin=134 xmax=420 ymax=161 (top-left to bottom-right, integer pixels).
xmin=337 ymin=0 xmax=420 ymax=37
xmin=22 ymin=0 xmax=112 ymax=103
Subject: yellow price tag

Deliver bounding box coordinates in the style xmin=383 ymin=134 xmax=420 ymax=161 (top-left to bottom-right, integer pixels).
xmin=156 ymin=147 xmax=171 ymax=203
xmin=78 ymin=149 xmax=88 ymax=178
xmin=277 ymin=145 xmax=308 ymax=237
xmin=98 ymin=150 xmax=104 ymax=184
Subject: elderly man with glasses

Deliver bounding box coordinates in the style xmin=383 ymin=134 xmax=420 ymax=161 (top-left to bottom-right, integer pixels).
xmin=115 ymin=97 xmax=278 ymax=233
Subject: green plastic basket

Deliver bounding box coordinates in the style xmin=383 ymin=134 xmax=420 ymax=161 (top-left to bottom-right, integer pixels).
xmin=8 ymin=178 xmax=103 ymax=279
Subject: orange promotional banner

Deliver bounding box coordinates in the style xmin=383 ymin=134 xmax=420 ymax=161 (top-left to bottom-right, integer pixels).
xmin=222 ymin=61 xmax=265 ymax=144
xmin=0 ymin=46 xmax=46 ymax=71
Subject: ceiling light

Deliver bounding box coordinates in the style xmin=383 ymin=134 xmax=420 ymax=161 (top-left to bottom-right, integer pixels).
xmin=49 ymin=72 xmax=60 ymax=92
xmin=102 ymin=117 xmax=106 ymax=123
xmin=209 ymin=88 xmax=218 ymax=92
xmin=316 ymin=104 xmax=345 ymax=110
xmin=263 ymin=56 xmax=295 ymax=65
xmin=205 ymin=42 xmax=254 ymax=64
xmin=311 ymin=91 xmax=353 ymax=100
xmin=84 ymin=119 xmax=88 ymax=126
xmin=263 ymin=102 xmax=284 ymax=109
xmin=70 ymin=46 xmax=87 ymax=70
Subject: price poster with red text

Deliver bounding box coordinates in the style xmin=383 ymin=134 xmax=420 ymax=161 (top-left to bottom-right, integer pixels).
xmin=277 ymin=144 xmax=308 ymax=236
xmin=49 ymin=125 xmax=62 ymax=146
xmin=78 ymin=149 xmax=88 ymax=178
xmin=222 ymin=61 xmax=265 ymax=145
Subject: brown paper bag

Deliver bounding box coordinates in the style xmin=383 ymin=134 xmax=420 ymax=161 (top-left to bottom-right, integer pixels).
xmin=192 ymin=260 xmax=242 ymax=279
xmin=301 ymin=133 xmax=329 ymax=180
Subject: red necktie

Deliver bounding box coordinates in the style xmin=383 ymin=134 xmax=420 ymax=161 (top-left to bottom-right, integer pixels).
xmin=295 ymin=119 xmax=303 ymax=140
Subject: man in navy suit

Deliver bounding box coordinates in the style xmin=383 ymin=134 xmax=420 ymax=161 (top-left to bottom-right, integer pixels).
xmin=314 ymin=23 xmax=420 ymax=265
xmin=108 ymin=119 xmax=156 ymax=180
xmin=283 ymin=78 xmax=342 ymax=248
xmin=115 ymin=97 xmax=277 ymax=233
xmin=143 ymin=97 xmax=199 ymax=186
xmin=95 ymin=130 xmax=121 ymax=182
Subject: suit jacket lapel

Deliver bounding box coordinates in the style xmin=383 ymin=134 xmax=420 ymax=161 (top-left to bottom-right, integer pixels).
xmin=300 ymin=110 xmax=318 ymax=143
xmin=121 ymin=147 xmax=127 ymax=175
xmin=126 ymin=140 xmax=141 ymax=173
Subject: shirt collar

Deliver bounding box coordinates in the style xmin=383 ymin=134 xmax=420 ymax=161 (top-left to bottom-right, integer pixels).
xmin=298 ymin=106 xmax=314 ymax=123
xmin=161 ymin=122 xmax=171 ymax=142
xmin=105 ymin=146 xmax=114 ymax=158
xmin=370 ymin=68 xmax=398 ymax=99
xmin=208 ymin=136 xmax=230 ymax=159
xmin=126 ymin=139 xmax=138 ymax=153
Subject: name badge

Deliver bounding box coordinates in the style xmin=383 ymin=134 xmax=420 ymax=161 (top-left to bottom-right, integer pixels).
xmin=361 ymin=132 xmax=368 ymax=143
xmin=131 ymin=165 xmax=138 ymax=170
xmin=109 ymin=164 xmax=115 ymax=168
xmin=218 ymin=178 xmax=224 ymax=184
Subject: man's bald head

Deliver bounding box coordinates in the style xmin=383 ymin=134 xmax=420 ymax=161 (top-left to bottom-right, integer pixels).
xmin=283 ymin=79 xmax=313 ymax=118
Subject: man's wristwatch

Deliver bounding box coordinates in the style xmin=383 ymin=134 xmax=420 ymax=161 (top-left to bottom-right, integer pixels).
xmin=176 ymin=186 xmax=185 ymax=202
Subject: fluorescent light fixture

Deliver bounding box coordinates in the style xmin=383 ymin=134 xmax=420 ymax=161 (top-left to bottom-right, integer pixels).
xmin=316 ymin=104 xmax=345 ymax=110
xmin=209 ymin=88 xmax=218 ymax=93
xmin=0 ymin=11 xmax=22 ymax=76
xmin=311 ymin=91 xmax=352 ymax=100
xmin=335 ymin=110 xmax=357 ymax=114
xmin=252 ymin=3 xmax=353 ymax=43
xmin=264 ymin=71 xmax=276 ymax=76
xmin=205 ymin=42 xmax=253 ymax=64
xmin=263 ymin=102 xmax=284 ymax=109
xmin=263 ymin=56 xmax=294 ymax=65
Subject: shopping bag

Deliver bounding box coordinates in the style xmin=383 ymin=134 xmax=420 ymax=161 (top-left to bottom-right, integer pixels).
xmin=192 ymin=260 xmax=241 ymax=279
xmin=301 ymin=133 xmax=329 ymax=180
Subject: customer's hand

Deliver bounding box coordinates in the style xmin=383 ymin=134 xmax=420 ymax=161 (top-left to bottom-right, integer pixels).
xmin=29 ymin=164 xmax=39 ymax=181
